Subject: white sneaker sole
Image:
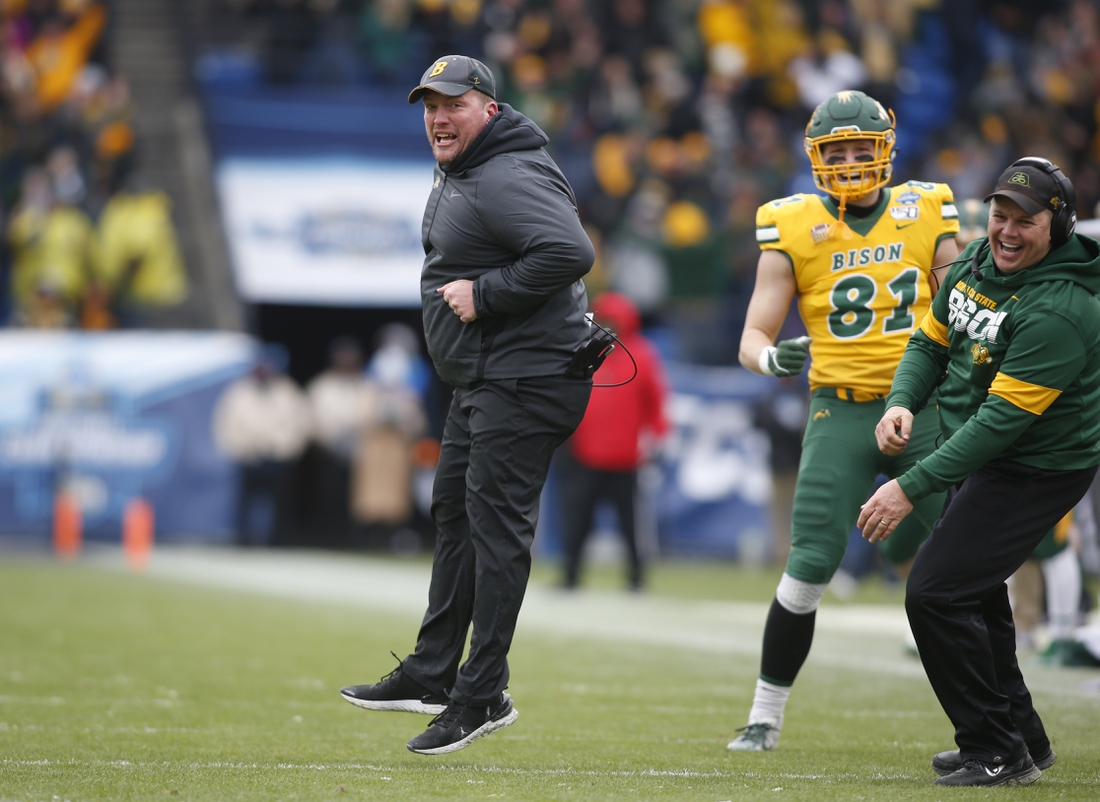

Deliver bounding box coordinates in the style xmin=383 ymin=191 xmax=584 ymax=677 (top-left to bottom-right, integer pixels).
xmin=407 ymin=708 xmax=520 ymax=755
xmin=339 ymin=691 xmax=446 ymax=715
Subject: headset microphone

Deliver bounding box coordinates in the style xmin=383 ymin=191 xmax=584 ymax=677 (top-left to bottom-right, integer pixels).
xmin=928 ymin=240 xmax=989 ymax=280
xmin=923 ymin=239 xmax=989 ymax=295
xmin=969 ymin=237 xmax=990 ymax=282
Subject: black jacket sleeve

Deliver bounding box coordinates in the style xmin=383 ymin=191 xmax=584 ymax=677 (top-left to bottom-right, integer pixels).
xmin=471 ymin=156 xmax=594 ymax=317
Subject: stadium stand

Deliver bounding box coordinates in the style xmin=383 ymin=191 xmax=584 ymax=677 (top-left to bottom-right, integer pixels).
xmin=177 ymin=0 xmax=1100 ymax=363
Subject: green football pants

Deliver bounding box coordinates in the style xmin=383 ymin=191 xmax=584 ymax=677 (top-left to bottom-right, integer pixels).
xmin=785 ymin=390 xmax=946 ymax=585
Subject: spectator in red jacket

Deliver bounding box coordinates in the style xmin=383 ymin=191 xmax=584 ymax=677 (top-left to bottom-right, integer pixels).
xmin=558 ymin=291 xmax=670 ymax=590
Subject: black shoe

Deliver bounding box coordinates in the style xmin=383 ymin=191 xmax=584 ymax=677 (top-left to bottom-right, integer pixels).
xmin=406 ymin=693 xmax=519 ymax=755
xmin=340 ymin=653 xmax=448 ymax=714
xmin=934 ymin=753 xmax=1041 ymax=787
xmin=932 ymin=746 xmax=1056 ymax=776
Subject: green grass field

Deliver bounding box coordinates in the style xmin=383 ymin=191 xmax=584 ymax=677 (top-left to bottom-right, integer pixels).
xmin=2 ymin=547 xmax=1099 ymax=801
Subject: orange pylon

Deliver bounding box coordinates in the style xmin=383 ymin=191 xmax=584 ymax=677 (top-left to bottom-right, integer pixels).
xmin=52 ymin=491 xmax=82 ymax=560
xmin=122 ymin=497 xmax=155 ymax=571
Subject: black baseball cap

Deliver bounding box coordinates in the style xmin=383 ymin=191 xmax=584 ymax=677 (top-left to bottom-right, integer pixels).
xmin=984 ymin=161 xmax=1068 ymax=216
xmin=408 ymin=55 xmax=496 ymax=104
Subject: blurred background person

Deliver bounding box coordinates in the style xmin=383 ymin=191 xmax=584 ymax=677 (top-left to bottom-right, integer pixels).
xmin=307 ymin=335 xmax=371 ymax=548
xmin=1020 ymin=511 xmax=1094 ymax=665
xmin=7 ymin=164 xmax=92 ymax=326
xmin=212 ymin=344 xmax=312 ymax=547
xmin=558 ymin=291 xmax=669 ymax=592
xmin=1007 ymin=501 xmax=1100 ymax=667
xmin=350 ymin=322 xmax=430 ymax=551
xmin=86 ymin=183 xmax=189 ymax=328
xmin=1063 ymin=477 xmax=1100 ymax=666
xmin=23 ymin=0 xmax=106 ymax=115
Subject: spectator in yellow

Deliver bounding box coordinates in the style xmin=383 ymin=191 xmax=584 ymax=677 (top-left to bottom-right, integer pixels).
xmin=7 ymin=166 xmax=94 ymax=323
xmin=697 ymin=0 xmax=756 ymax=78
xmin=90 ymin=188 xmax=189 ymax=325
xmin=25 ymin=0 xmax=107 ymax=112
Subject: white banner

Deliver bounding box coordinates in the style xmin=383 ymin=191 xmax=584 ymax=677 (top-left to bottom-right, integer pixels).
xmin=217 ymin=157 xmax=434 ymax=306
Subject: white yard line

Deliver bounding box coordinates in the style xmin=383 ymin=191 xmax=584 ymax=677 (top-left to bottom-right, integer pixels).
xmin=0 ymin=757 xmax=922 ymax=781
xmin=85 ymin=546 xmax=1100 ymax=698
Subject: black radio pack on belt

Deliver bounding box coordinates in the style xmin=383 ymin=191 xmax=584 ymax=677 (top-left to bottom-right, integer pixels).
xmin=565 ymin=326 xmax=616 ymax=379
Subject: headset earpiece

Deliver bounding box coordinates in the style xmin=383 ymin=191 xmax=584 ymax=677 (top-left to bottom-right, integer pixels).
xmin=1008 ymin=157 xmax=1077 ymax=247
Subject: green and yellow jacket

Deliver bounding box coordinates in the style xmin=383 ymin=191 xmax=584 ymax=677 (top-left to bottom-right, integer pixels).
xmin=887 ymin=233 xmax=1100 ymax=501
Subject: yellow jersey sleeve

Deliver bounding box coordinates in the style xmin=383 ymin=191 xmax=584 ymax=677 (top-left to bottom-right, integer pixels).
xmin=756 ymin=183 xmax=959 ymax=396
xmin=755 ymin=194 xmax=810 ymax=258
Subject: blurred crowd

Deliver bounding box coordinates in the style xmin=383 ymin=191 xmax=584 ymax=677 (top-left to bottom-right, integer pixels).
xmin=212 ymin=326 xmax=435 ymax=552
xmin=207 ymin=0 xmax=1100 ymax=364
xmin=0 ymin=0 xmax=188 ymax=330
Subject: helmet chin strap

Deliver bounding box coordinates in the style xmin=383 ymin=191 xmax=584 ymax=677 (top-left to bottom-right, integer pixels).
xmin=827 ymin=192 xmax=855 ymax=240
xmin=826 ymin=178 xmax=881 ymax=241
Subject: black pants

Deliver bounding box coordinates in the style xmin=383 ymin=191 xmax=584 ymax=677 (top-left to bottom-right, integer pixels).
xmin=906 ymin=458 xmax=1097 ymax=763
xmin=403 ymin=376 xmax=591 ymax=706
xmin=557 ymin=449 xmax=642 ymax=589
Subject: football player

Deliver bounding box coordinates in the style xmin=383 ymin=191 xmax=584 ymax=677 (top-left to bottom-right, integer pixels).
xmin=728 ymin=90 xmax=959 ymax=751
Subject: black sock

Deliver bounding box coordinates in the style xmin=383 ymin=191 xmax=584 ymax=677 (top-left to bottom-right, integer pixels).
xmin=760 ymin=597 xmax=817 ymax=685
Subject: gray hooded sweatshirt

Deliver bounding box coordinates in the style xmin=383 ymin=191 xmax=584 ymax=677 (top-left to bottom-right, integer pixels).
xmin=420 ymin=103 xmax=595 ymax=388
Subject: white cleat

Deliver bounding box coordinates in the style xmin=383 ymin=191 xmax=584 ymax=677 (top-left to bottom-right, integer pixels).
xmin=727 ymin=722 xmax=780 ymax=751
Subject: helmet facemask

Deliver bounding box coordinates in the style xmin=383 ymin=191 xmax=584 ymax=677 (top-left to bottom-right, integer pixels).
xmin=804 ymin=121 xmax=896 ymax=204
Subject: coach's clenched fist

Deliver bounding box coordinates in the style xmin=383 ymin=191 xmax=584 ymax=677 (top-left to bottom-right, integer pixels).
xmin=438 ymin=279 xmax=477 ymax=323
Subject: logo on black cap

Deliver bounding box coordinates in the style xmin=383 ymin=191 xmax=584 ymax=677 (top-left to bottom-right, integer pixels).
xmin=408 ymin=55 xmax=497 ymax=104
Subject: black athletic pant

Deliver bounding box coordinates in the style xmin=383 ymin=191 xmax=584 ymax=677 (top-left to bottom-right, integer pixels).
xmin=906 ymin=457 xmax=1097 ymax=763
xmin=404 ymin=375 xmax=591 ymax=706
xmin=558 ymin=449 xmax=642 ymax=589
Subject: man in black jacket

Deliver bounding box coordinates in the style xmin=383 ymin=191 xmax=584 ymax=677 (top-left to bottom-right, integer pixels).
xmin=340 ymin=55 xmax=596 ymax=755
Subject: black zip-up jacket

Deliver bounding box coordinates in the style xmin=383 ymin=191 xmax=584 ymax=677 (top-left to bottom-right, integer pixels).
xmin=420 ymin=104 xmax=595 ymax=387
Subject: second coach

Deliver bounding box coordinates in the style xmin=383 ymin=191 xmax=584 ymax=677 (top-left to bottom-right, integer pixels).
xmin=860 ymin=157 xmax=1100 ymax=787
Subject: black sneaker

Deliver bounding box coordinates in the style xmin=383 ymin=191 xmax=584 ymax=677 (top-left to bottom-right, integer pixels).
xmin=934 ymin=753 xmax=1041 ymax=787
xmin=932 ymin=746 xmax=1056 ymax=776
xmin=340 ymin=653 xmax=448 ymax=715
xmin=406 ymin=693 xmax=519 ymax=755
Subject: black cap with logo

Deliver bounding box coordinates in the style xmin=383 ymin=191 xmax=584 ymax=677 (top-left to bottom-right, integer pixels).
xmin=984 ymin=163 xmax=1067 ymax=216
xmin=408 ymin=55 xmax=497 ymax=104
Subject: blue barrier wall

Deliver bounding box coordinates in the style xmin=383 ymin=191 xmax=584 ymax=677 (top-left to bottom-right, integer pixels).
xmin=0 ymin=331 xmax=255 ymax=543
xmin=0 ymin=332 xmax=783 ymax=556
